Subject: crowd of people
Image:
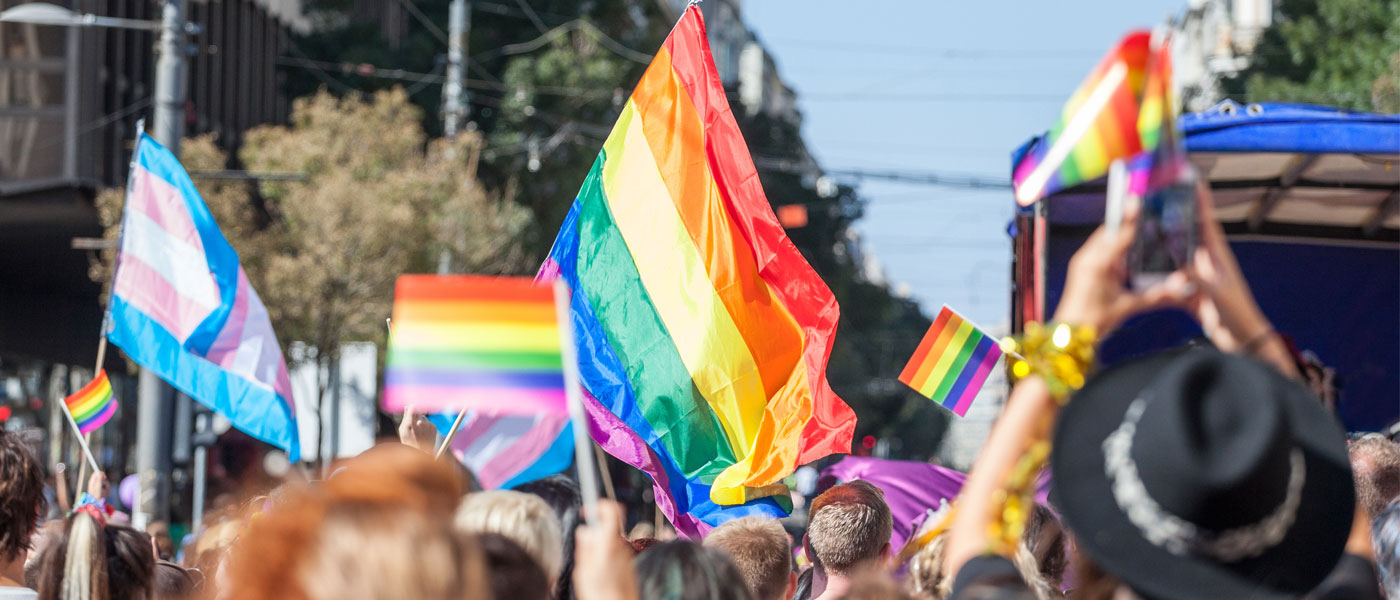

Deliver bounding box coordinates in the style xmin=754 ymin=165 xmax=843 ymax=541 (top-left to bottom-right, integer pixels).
xmin=0 ymin=191 xmax=1396 ymax=600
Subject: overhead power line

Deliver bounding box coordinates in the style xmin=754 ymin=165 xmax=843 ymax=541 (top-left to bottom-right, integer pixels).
xmin=753 ymin=156 xmax=1011 ymax=191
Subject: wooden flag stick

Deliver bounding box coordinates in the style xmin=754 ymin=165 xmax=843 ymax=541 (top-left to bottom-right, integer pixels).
xmin=554 ymin=279 xmax=601 ymax=523
xmin=434 ymin=409 xmax=468 ymax=460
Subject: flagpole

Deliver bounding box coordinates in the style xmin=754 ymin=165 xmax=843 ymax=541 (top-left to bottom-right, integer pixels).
xmin=553 ymin=279 xmax=600 ymax=522
xmin=59 ymin=399 xmax=102 ymax=486
xmin=434 ymin=409 xmax=469 ymax=460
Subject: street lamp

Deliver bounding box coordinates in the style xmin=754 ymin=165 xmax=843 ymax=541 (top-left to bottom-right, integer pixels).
xmin=0 ymin=3 xmax=159 ymax=30
xmin=3 ymin=0 xmax=189 ymax=531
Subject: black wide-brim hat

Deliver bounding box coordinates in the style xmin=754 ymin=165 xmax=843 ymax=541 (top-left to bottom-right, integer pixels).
xmin=1051 ymin=347 xmax=1354 ymax=599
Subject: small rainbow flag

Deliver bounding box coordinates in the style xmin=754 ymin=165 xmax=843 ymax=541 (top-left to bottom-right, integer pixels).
xmin=898 ymin=306 xmax=1004 ymax=417
xmin=381 ymin=275 xmax=567 ymax=416
xmin=1012 ymin=31 xmax=1152 ymax=206
xmin=66 ymin=370 xmax=117 ymax=434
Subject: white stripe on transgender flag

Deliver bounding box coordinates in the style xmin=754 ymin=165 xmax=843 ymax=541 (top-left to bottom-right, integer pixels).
xmin=448 ymin=413 xmax=568 ymax=489
xmin=127 ymin=165 xmax=206 ymax=252
xmin=205 ymin=268 xmax=296 ymax=407
xmin=114 ymin=209 xmax=221 ymax=343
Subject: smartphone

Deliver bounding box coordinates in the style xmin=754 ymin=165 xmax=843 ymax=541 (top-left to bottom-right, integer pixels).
xmin=1129 ymin=168 xmax=1198 ymax=289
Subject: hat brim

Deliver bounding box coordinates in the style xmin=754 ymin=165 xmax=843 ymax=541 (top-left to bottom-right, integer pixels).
xmin=1050 ymin=348 xmax=1354 ymax=600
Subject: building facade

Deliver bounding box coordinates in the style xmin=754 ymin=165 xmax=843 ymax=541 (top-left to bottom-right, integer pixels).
xmin=1174 ymin=0 xmax=1272 ymax=112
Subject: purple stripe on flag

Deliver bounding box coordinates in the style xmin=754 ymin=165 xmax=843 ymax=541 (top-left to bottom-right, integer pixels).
xmin=941 ymin=336 xmax=996 ymax=409
xmin=77 ymin=401 xmax=117 ymax=435
xmin=384 ymin=368 xmax=565 ymax=389
xmin=581 ymin=388 xmax=708 ymax=538
xmin=951 ymin=344 xmax=1003 ymax=416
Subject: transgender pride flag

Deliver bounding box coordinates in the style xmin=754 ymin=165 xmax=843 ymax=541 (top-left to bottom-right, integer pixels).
xmin=106 ymin=132 xmax=300 ymax=461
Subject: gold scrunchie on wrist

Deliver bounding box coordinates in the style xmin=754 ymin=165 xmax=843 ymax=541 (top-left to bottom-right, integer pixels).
xmin=1000 ymin=322 xmax=1097 ymax=403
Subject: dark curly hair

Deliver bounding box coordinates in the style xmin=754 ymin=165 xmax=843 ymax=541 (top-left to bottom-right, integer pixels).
xmin=0 ymin=430 xmax=45 ymax=562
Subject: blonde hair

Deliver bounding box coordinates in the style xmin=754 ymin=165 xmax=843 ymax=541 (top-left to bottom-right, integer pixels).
xmin=703 ymin=517 xmax=792 ymax=600
xmin=454 ymin=490 xmax=562 ymax=579
xmin=902 ymin=530 xmax=1055 ymax=600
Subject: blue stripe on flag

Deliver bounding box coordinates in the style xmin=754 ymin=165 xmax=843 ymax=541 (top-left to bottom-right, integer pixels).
xmin=133 ymin=133 xmax=239 ymax=355
xmin=108 ymin=296 xmax=300 ymax=461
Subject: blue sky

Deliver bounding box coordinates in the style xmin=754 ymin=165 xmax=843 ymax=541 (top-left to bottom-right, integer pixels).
xmin=746 ymin=1 xmax=1181 ymax=327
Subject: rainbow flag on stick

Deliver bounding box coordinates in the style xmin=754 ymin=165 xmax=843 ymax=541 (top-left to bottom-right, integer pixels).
xmin=382 ymin=276 xmax=567 ymax=416
xmin=898 ymin=306 xmax=1005 ymax=417
xmin=65 ymin=370 xmax=117 ymax=434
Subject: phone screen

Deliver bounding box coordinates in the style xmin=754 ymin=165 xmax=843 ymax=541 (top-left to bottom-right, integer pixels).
xmin=1130 ymin=179 xmax=1197 ymax=289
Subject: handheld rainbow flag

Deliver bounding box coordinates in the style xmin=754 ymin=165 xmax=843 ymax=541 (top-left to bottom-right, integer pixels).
xmin=538 ymin=5 xmax=855 ymax=537
xmin=382 ymin=275 xmax=566 ymax=416
xmin=898 ymin=306 xmax=1004 ymax=417
xmin=65 ymin=370 xmax=117 ymax=434
xmin=1012 ymin=31 xmax=1153 ymax=206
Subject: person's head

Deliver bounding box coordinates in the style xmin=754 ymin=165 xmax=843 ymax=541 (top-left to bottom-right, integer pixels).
xmin=152 ymin=561 xmax=197 ymax=600
xmin=805 ymin=480 xmax=893 ymax=576
xmin=36 ymin=513 xmax=155 ymax=600
xmin=635 ymin=540 xmax=755 ymax=600
xmin=1373 ymin=500 xmax=1400 ymax=597
xmin=476 ymin=532 xmax=550 ymax=600
xmin=515 ymin=474 xmax=581 ymax=600
xmin=453 ymin=489 xmax=562 ymax=582
xmin=25 ymin=520 xmax=65 ymax=589
xmin=0 ymin=429 xmax=45 ymax=566
xmin=704 ymin=516 xmax=795 ymax=600
xmin=901 ymin=528 xmax=1053 ymax=600
xmin=225 ymin=444 xmax=488 ymax=600
xmin=1350 ymin=433 xmax=1400 ymax=518
xmin=1051 ymin=348 xmax=1354 ymax=599
xmin=1021 ymin=503 xmax=1067 ymax=590
xmin=145 ymin=521 xmax=174 ymax=562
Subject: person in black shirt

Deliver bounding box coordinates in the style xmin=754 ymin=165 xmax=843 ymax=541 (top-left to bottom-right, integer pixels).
xmin=943 ymin=186 xmax=1382 ymax=600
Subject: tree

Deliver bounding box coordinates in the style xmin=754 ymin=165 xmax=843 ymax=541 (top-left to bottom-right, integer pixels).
xmin=94 ymin=89 xmax=534 ymax=454
xmin=1227 ymin=0 xmax=1400 ymax=111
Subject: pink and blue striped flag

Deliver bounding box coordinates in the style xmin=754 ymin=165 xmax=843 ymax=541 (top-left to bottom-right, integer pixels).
xmin=428 ymin=412 xmax=575 ymax=489
xmin=106 ymin=132 xmax=300 ymax=460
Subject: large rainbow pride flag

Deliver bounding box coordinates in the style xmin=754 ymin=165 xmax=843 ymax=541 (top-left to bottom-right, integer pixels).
xmin=538 ymin=5 xmax=855 ymax=536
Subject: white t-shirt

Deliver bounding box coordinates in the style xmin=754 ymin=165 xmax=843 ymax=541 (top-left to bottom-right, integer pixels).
xmin=0 ymin=586 xmax=38 ymax=600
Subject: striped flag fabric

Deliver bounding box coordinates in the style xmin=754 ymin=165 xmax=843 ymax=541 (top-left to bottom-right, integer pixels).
xmin=898 ymin=306 xmax=1004 ymax=417
xmin=538 ymin=5 xmax=855 ymax=537
xmin=381 ymin=275 xmax=566 ymax=416
xmin=65 ymin=370 xmax=117 ymax=435
xmin=1012 ymin=31 xmax=1153 ymax=206
xmin=427 ymin=411 xmax=575 ymax=490
xmin=107 ymin=132 xmax=299 ymax=460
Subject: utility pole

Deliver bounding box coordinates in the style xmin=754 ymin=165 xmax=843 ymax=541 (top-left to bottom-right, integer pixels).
xmin=134 ymin=0 xmax=189 ymax=531
xmin=441 ymin=0 xmax=470 ymax=139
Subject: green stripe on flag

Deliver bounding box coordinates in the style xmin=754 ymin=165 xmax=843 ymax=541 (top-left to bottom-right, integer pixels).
xmin=575 ymin=153 xmax=736 ymax=481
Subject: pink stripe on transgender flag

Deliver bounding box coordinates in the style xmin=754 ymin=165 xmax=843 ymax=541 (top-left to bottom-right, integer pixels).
xmin=112 ymin=254 xmax=216 ymax=343
xmin=127 ymin=165 xmax=205 ymax=252
xmin=384 ymin=386 xmax=566 ymax=416
xmin=205 ymin=268 xmax=296 ymax=407
xmin=951 ymin=343 xmax=1003 ymax=416
xmin=452 ymin=414 xmax=569 ymax=489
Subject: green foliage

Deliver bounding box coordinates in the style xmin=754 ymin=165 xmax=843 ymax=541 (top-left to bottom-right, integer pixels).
xmin=1227 ymin=0 xmax=1400 ymax=111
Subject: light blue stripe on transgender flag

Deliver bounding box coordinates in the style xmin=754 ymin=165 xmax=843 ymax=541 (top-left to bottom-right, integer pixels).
xmin=108 ymin=295 xmax=300 ymax=460
xmin=134 ymin=133 xmax=239 ymax=355
xmin=429 ymin=411 xmax=574 ymax=489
